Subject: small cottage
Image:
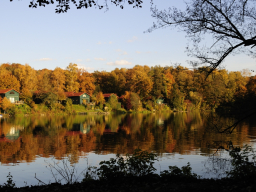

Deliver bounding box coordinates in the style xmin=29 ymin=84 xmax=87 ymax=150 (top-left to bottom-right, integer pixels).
xmin=65 ymin=92 xmax=90 ymax=104
xmin=156 ymin=97 xmax=165 ymax=104
xmin=0 ymin=89 xmax=20 ymax=103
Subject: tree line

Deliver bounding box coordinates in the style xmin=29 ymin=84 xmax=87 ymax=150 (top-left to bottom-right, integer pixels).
xmin=0 ymin=63 xmax=255 ymax=111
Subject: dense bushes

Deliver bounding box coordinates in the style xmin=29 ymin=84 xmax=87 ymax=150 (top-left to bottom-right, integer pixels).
xmin=83 ymin=149 xmax=199 ymax=181
xmin=83 ymin=147 xmax=256 ymax=181
xmin=227 ymin=144 xmax=256 ymax=180
xmin=2 ymin=147 xmax=256 ymax=189
xmin=95 ymin=149 xmax=157 ymax=180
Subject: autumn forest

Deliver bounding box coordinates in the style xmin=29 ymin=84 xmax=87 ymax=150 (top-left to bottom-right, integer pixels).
xmin=0 ymin=62 xmax=255 ymax=113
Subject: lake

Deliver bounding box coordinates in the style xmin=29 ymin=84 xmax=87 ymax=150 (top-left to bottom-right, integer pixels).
xmin=0 ymin=111 xmax=256 ymax=187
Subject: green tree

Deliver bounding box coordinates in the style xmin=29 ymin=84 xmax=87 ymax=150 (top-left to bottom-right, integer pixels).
xmin=65 ymin=98 xmax=73 ymax=113
xmin=171 ymin=84 xmax=186 ymax=111
xmin=130 ymin=92 xmax=142 ymax=111
xmin=189 ymin=91 xmax=202 ymax=109
xmin=93 ymin=71 xmax=111 ymax=93
xmin=43 ymin=92 xmax=58 ymax=109
xmin=112 ymin=68 xmax=127 ymax=96
xmin=107 ymin=94 xmax=119 ymax=110
xmin=151 ymin=66 xmax=166 ymax=98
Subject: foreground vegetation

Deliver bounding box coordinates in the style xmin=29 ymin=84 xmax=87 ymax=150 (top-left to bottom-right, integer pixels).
xmin=1 ymin=146 xmax=256 ymax=191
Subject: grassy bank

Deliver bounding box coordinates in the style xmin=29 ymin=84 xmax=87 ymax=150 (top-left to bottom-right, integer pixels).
xmin=2 ymin=103 xmax=174 ymax=116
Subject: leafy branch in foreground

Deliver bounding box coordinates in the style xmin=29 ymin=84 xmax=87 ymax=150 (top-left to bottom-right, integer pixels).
xmin=10 ymin=0 xmax=143 ymax=13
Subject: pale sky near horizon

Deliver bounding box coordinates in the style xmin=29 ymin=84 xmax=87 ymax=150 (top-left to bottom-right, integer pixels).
xmin=0 ymin=0 xmax=255 ymax=75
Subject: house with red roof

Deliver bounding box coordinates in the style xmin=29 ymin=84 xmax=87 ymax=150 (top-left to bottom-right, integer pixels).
xmin=65 ymin=92 xmax=90 ymax=104
xmin=0 ymin=89 xmax=20 ymax=103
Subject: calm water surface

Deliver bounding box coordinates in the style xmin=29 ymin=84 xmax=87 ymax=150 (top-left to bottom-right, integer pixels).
xmin=0 ymin=112 xmax=256 ymax=186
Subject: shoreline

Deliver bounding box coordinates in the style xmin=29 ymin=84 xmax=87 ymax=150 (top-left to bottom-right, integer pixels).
xmin=1 ymin=176 xmax=254 ymax=192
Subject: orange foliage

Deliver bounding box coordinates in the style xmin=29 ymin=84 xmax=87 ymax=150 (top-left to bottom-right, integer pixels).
xmin=164 ymin=71 xmax=175 ymax=98
xmin=77 ymin=69 xmax=95 ymax=95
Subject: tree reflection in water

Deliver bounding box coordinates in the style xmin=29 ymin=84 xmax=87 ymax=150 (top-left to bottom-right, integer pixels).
xmin=0 ymin=112 xmax=255 ymax=170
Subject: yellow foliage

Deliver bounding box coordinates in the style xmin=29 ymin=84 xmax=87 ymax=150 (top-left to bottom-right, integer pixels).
xmin=96 ymin=92 xmax=105 ymax=105
xmin=126 ymin=67 xmax=153 ymax=99
xmin=164 ymin=71 xmax=175 ymax=99
xmin=1 ymin=97 xmax=13 ymax=111
xmin=65 ymin=63 xmax=79 ymax=92
xmin=36 ymin=69 xmax=52 ymax=92
xmin=0 ymin=69 xmax=20 ymax=91
xmin=51 ymin=67 xmax=66 ymax=99
xmin=13 ymin=64 xmax=37 ymax=93
xmin=78 ymin=69 xmax=95 ymax=95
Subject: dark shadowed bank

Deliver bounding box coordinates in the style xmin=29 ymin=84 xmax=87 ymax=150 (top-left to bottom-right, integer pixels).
xmin=0 ymin=177 xmax=255 ymax=192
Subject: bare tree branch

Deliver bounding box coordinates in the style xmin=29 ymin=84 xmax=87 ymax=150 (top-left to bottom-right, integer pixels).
xmin=148 ymin=0 xmax=256 ymax=75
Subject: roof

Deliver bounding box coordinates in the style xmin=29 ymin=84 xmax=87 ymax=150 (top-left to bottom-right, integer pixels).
xmin=0 ymin=136 xmax=21 ymax=142
xmin=0 ymin=89 xmax=20 ymax=94
xmin=65 ymin=92 xmax=89 ymax=97
xmin=103 ymin=93 xmax=118 ymax=98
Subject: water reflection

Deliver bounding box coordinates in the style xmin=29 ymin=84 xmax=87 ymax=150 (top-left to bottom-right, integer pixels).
xmin=0 ymin=111 xmax=255 ymax=165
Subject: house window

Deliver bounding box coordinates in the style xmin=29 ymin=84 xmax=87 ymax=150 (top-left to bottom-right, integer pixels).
xmin=9 ymin=97 xmax=15 ymax=103
xmin=10 ymin=91 xmax=15 ymax=94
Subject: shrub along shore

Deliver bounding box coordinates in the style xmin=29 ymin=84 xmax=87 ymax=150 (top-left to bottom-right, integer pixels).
xmin=1 ymin=101 xmax=171 ymax=116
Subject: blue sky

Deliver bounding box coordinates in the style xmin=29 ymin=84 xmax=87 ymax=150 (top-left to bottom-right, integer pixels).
xmin=0 ymin=0 xmax=255 ymax=74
